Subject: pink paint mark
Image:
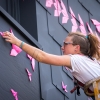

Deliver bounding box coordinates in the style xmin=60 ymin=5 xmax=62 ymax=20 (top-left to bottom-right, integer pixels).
xmin=91 ymin=19 xmax=100 ymax=33
xmin=10 ymin=89 xmax=18 ymax=100
xmin=78 ymin=14 xmax=86 ymax=35
xmin=62 ymin=81 xmax=68 ymax=93
xmin=27 ymin=54 xmax=35 ymax=71
xmin=26 ymin=68 xmax=32 ymax=81
xmin=86 ymin=23 xmax=93 ymax=33
xmin=46 ymin=0 xmax=53 ymax=7
xmin=61 ymin=0 xmax=69 ymax=23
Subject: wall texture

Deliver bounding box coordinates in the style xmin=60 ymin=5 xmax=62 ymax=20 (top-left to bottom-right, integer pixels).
xmin=0 ymin=0 xmax=100 ymax=100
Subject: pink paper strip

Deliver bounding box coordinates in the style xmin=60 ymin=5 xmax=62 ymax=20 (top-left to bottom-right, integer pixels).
xmin=46 ymin=0 xmax=53 ymax=7
xmin=26 ymin=68 xmax=32 ymax=81
xmin=70 ymin=8 xmax=78 ymax=32
xmin=10 ymin=29 xmax=22 ymax=56
xmin=54 ymin=0 xmax=62 ymax=17
xmin=71 ymin=19 xmax=78 ymax=32
xmin=0 ymin=32 xmax=3 ymax=36
xmin=78 ymin=14 xmax=86 ymax=35
xmin=10 ymin=45 xmax=22 ymax=56
xmin=62 ymin=81 xmax=68 ymax=93
xmin=61 ymin=0 xmax=69 ymax=23
xmin=69 ymin=7 xmax=75 ymax=18
xmin=86 ymin=23 xmax=93 ymax=33
xmin=11 ymin=89 xmax=18 ymax=100
xmin=91 ymin=19 xmax=100 ymax=33
xmin=27 ymin=54 xmax=35 ymax=71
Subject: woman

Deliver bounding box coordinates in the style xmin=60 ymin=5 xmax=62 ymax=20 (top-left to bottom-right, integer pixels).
xmin=2 ymin=31 xmax=100 ymax=100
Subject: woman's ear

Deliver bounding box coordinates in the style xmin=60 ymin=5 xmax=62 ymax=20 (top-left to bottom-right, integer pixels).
xmin=75 ymin=45 xmax=80 ymax=52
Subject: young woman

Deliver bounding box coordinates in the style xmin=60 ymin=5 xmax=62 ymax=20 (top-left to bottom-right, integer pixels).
xmin=2 ymin=31 xmax=100 ymax=100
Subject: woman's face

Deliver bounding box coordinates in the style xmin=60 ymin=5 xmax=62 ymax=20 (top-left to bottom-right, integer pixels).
xmin=61 ymin=36 xmax=77 ymax=55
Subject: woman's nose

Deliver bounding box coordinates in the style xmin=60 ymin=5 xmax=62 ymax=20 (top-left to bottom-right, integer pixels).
xmin=61 ymin=46 xmax=64 ymax=50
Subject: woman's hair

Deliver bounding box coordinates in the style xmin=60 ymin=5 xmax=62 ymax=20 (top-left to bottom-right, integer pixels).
xmin=68 ymin=32 xmax=100 ymax=60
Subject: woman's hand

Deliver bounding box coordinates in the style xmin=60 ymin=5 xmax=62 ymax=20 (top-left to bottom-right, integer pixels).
xmin=2 ymin=31 xmax=21 ymax=45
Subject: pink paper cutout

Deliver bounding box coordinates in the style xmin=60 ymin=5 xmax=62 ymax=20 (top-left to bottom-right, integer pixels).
xmin=65 ymin=67 xmax=69 ymax=70
xmin=61 ymin=0 xmax=69 ymax=23
xmin=10 ymin=29 xmax=13 ymax=34
xmin=62 ymin=81 xmax=68 ymax=93
xmin=54 ymin=10 xmax=61 ymax=16
xmin=0 ymin=32 xmax=3 ymax=36
xmin=26 ymin=68 xmax=32 ymax=81
xmin=69 ymin=7 xmax=75 ymax=18
xmin=86 ymin=23 xmax=93 ymax=33
xmin=54 ymin=0 xmax=62 ymax=16
xmin=46 ymin=0 xmax=53 ymax=7
xmin=91 ymin=19 xmax=100 ymax=33
xmin=69 ymin=7 xmax=78 ymax=32
xmin=10 ymin=45 xmax=22 ymax=56
xmin=9 ymin=29 xmax=22 ymax=56
xmin=27 ymin=54 xmax=35 ymax=71
xmin=70 ymin=15 xmax=77 ymax=26
xmin=62 ymin=17 xmax=69 ymax=24
xmin=10 ymin=89 xmax=18 ymax=100
xmin=78 ymin=14 xmax=86 ymax=35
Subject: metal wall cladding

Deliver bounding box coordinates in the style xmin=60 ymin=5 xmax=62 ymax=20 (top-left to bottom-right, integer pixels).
xmin=0 ymin=7 xmax=41 ymax=100
xmin=36 ymin=0 xmax=100 ymax=100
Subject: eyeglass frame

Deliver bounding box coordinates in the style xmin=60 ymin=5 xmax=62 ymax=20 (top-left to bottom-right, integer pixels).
xmin=63 ymin=41 xmax=74 ymax=47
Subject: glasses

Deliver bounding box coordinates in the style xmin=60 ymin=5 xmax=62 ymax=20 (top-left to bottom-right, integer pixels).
xmin=63 ymin=41 xmax=74 ymax=46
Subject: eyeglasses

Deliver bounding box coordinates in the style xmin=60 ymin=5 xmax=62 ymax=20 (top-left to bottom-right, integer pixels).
xmin=63 ymin=41 xmax=74 ymax=46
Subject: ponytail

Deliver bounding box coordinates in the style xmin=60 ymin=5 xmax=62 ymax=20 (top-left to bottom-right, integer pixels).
xmin=87 ymin=33 xmax=100 ymax=60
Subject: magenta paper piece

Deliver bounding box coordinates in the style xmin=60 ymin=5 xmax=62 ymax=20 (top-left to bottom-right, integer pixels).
xmin=71 ymin=17 xmax=77 ymax=26
xmin=10 ymin=45 xmax=22 ymax=56
xmin=61 ymin=0 xmax=69 ymax=23
xmin=71 ymin=18 xmax=78 ymax=32
xmin=69 ymin=7 xmax=78 ymax=32
xmin=69 ymin=7 xmax=75 ymax=18
xmin=11 ymin=89 xmax=18 ymax=100
xmin=62 ymin=81 xmax=68 ymax=93
xmin=0 ymin=32 xmax=3 ymax=36
xmin=78 ymin=14 xmax=86 ymax=35
xmin=54 ymin=0 xmax=62 ymax=16
xmin=9 ymin=29 xmax=22 ymax=56
xmin=26 ymin=68 xmax=32 ymax=81
xmin=65 ymin=67 xmax=69 ymax=70
xmin=86 ymin=23 xmax=93 ymax=33
xmin=27 ymin=54 xmax=35 ymax=71
xmin=91 ymin=19 xmax=100 ymax=33
xmin=46 ymin=0 xmax=53 ymax=7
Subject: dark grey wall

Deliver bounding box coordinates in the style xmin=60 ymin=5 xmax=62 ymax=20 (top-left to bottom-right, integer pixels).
xmin=36 ymin=0 xmax=100 ymax=100
xmin=0 ymin=0 xmax=100 ymax=100
xmin=0 ymin=7 xmax=41 ymax=100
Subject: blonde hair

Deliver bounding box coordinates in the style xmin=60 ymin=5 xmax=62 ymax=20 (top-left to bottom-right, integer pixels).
xmin=68 ymin=32 xmax=100 ymax=60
